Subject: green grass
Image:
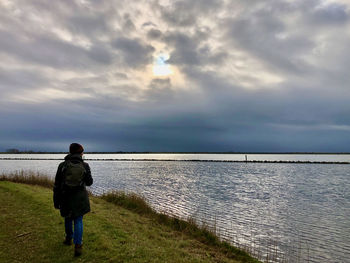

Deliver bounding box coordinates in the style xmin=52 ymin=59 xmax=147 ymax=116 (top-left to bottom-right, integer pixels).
xmin=101 ymin=191 xmax=242 ymax=252
xmin=0 ymin=173 xmax=261 ymax=263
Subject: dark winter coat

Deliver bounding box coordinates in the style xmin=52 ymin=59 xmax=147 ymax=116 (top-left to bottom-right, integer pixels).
xmin=53 ymin=154 xmax=93 ymax=218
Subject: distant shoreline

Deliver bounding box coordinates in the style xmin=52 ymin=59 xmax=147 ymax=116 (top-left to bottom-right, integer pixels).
xmin=0 ymin=157 xmax=349 ymax=165
xmin=1 ymin=151 xmax=350 ymax=154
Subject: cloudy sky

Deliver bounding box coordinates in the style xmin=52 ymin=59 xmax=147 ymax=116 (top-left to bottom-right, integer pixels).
xmin=0 ymin=0 xmax=349 ymax=152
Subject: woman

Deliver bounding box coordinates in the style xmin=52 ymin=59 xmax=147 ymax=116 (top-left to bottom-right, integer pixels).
xmin=53 ymin=143 xmax=93 ymax=257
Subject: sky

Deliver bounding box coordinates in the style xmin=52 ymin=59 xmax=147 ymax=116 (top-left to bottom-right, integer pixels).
xmin=0 ymin=0 xmax=350 ymax=152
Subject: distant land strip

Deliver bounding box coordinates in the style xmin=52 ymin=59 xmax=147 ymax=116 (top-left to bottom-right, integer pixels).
xmin=0 ymin=158 xmax=349 ymax=164
xmin=1 ymin=152 xmax=350 ymax=154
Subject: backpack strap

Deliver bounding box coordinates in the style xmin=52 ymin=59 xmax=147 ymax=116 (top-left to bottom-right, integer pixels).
xmin=61 ymin=160 xmax=70 ymax=184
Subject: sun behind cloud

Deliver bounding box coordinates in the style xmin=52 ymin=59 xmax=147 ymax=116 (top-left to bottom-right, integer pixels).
xmin=152 ymin=53 xmax=173 ymax=77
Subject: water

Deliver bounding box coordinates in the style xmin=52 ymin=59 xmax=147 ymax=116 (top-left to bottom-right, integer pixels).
xmin=1 ymin=154 xmax=349 ymax=262
xmin=1 ymin=153 xmax=350 ymax=162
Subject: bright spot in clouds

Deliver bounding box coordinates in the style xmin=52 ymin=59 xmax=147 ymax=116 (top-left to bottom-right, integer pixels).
xmin=152 ymin=53 xmax=173 ymax=77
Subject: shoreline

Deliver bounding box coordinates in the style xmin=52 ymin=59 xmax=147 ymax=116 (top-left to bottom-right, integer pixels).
xmin=0 ymin=157 xmax=349 ymax=164
xmin=1 ymin=152 xmax=350 ymax=154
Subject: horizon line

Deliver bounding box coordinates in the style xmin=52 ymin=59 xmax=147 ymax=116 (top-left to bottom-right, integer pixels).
xmin=1 ymin=151 xmax=350 ymax=155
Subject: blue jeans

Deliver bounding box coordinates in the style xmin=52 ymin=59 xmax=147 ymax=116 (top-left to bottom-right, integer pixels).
xmin=65 ymin=216 xmax=83 ymax=245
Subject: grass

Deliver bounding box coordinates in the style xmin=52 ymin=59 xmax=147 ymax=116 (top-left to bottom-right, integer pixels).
xmin=0 ymin=172 xmax=261 ymax=263
xmin=0 ymin=170 xmax=54 ymax=188
xmin=100 ymin=191 xmax=246 ymax=253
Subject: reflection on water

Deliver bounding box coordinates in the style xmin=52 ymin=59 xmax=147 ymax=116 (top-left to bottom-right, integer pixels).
xmin=1 ymin=157 xmax=349 ymax=262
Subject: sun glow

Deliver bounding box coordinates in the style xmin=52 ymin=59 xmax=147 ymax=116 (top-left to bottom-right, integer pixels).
xmin=152 ymin=53 xmax=173 ymax=77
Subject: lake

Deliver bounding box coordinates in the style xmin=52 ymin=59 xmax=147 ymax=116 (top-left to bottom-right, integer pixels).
xmin=1 ymin=153 xmax=349 ymax=262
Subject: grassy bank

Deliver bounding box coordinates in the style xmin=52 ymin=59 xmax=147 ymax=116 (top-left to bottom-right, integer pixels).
xmin=0 ymin=172 xmax=260 ymax=263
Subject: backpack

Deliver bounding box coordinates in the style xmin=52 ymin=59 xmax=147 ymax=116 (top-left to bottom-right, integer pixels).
xmin=62 ymin=160 xmax=86 ymax=187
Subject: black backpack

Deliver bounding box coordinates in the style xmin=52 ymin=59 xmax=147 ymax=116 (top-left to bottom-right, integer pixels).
xmin=62 ymin=160 xmax=86 ymax=187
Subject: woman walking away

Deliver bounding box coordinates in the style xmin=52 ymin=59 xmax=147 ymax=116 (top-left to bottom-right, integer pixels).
xmin=53 ymin=143 xmax=93 ymax=257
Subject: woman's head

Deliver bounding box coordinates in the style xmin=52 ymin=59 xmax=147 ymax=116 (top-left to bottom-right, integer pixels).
xmin=69 ymin=143 xmax=84 ymax=154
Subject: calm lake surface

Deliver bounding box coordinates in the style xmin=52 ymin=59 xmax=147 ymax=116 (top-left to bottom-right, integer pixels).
xmin=1 ymin=154 xmax=349 ymax=262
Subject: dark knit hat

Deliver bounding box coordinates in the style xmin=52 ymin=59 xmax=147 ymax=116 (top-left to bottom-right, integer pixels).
xmin=69 ymin=143 xmax=84 ymax=154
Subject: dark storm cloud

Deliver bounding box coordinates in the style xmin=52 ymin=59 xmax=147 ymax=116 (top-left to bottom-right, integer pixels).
xmin=87 ymin=44 xmax=113 ymax=64
xmin=164 ymin=31 xmax=227 ymax=67
xmin=147 ymin=29 xmax=162 ymax=40
xmin=112 ymin=37 xmax=155 ymax=67
xmin=165 ymin=32 xmax=201 ymax=65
